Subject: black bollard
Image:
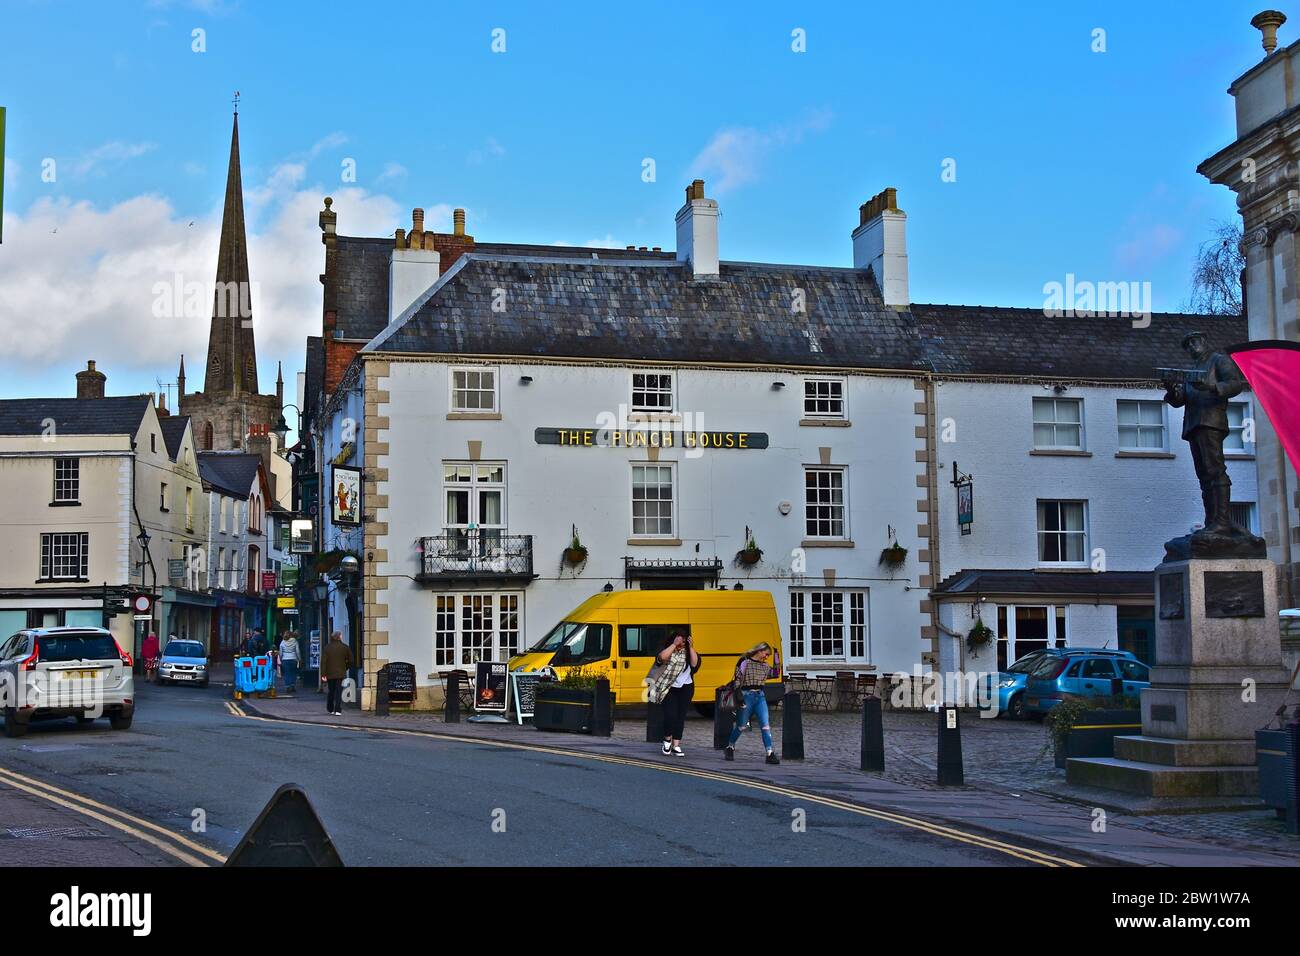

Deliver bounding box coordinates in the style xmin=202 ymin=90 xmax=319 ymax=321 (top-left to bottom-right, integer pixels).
xmin=713 ymin=687 xmax=730 ymax=750
xmin=860 ymin=695 xmax=884 ymax=771
xmin=593 ymin=679 xmax=613 ymax=737
xmin=374 ymin=665 xmax=390 ymax=718
xmin=444 ymin=671 xmax=461 ymax=724
xmin=646 ymin=702 xmax=665 ymax=743
xmin=937 ymin=705 xmax=964 ymax=786
xmin=782 ymin=691 xmax=805 ymax=760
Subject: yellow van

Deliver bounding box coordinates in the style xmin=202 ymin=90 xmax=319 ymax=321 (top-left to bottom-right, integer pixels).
xmin=508 ymin=589 xmax=784 ymax=712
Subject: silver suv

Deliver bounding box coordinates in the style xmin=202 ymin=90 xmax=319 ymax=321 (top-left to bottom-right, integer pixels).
xmin=0 ymin=627 xmax=135 ymax=737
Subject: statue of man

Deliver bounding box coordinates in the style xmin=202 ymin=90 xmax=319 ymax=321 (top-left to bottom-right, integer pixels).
xmin=1162 ymin=331 xmax=1248 ymax=539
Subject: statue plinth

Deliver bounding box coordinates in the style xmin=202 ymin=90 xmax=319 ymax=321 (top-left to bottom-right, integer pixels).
xmin=1067 ymin=557 xmax=1292 ymax=800
xmin=1163 ymin=529 xmax=1267 ymax=563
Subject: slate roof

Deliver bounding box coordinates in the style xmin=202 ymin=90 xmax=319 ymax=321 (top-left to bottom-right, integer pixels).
xmin=159 ymin=416 xmax=191 ymax=461
xmin=933 ymin=569 xmax=1154 ymax=597
xmin=912 ymin=305 xmax=1248 ymax=379
xmin=198 ymin=451 xmax=262 ymax=498
xmin=0 ymin=395 xmax=150 ymax=437
xmin=366 ymin=255 xmax=929 ymax=371
xmin=303 ymin=335 xmax=323 ymax=422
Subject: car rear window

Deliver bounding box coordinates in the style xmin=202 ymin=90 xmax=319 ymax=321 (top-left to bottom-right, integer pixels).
xmin=165 ymin=641 xmax=205 ymax=658
xmin=38 ymin=633 xmax=118 ymax=663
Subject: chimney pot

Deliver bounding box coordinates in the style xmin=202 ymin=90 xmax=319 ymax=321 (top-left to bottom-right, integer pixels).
xmin=412 ymin=207 xmax=425 ymax=234
xmin=453 ymin=208 xmax=466 ymax=237
xmin=1252 ymin=10 xmax=1287 ymax=55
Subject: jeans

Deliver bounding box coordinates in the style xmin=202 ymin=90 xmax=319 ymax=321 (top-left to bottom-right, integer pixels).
xmin=662 ymin=684 xmax=692 ymax=741
xmin=282 ymin=659 xmax=298 ymax=691
xmin=727 ymin=689 xmax=773 ymax=751
xmin=326 ymin=678 xmax=343 ymax=713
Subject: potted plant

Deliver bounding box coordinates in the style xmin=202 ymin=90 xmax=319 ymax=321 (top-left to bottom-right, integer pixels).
xmin=1043 ymin=695 xmax=1141 ymax=769
xmin=534 ymin=665 xmax=605 ymax=734
xmin=563 ymin=526 xmax=588 ymax=566
xmin=735 ymin=528 xmax=763 ymax=566
xmin=965 ymin=619 xmax=993 ymax=653
xmin=879 ymin=542 xmax=908 ymax=569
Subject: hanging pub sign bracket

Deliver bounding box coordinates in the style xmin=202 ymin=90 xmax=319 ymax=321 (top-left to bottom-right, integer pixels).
xmin=952 ymin=462 xmax=974 ymax=536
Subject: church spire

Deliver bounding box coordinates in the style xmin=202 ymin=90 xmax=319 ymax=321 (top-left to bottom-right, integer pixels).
xmin=202 ymin=107 xmax=258 ymax=396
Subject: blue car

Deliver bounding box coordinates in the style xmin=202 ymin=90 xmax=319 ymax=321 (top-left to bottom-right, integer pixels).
xmin=1023 ymin=650 xmax=1148 ymax=717
xmin=993 ymin=647 xmax=1139 ymax=718
xmin=157 ymin=639 xmax=210 ymax=687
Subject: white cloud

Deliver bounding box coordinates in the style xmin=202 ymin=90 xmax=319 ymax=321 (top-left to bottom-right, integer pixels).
xmin=305 ymin=132 xmax=348 ymax=160
xmin=467 ymin=136 xmax=506 ymax=165
xmin=1116 ymin=223 xmax=1183 ymax=270
xmin=376 ymin=162 xmax=408 ymax=184
xmin=70 ymin=141 xmax=157 ymax=177
xmin=689 ymin=109 xmax=832 ymax=193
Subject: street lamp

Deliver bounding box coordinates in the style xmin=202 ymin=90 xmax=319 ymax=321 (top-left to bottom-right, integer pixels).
xmin=272 ymin=403 xmax=303 ymax=449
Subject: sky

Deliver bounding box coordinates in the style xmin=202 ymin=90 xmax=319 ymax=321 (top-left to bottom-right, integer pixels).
xmin=0 ymin=0 xmax=1273 ymax=427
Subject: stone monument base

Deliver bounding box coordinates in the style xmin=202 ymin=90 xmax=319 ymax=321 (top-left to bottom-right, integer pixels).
xmin=1067 ymin=557 xmax=1291 ymax=799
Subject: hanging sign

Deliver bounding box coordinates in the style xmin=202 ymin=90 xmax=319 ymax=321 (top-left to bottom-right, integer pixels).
xmin=952 ymin=462 xmax=974 ymax=536
xmin=535 ymin=427 xmax=767 ymax=450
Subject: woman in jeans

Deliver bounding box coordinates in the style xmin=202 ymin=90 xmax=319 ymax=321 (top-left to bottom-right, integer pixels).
xmin=724 ymin=643 xmax=779 ymax=765
xmin=650 ymin=630 xmax=699 ymax=756
xmin=279 ymin=631 xmax=300 ymax=692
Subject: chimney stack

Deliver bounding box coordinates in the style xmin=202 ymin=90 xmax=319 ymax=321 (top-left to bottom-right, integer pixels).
xmin=76 ymin=360 xmax=106 ymax=400
xmin=852 ymin=187 xmax=909 ymax=308
xmin=675 ymin=179 xmax=720 ymax=277
xmin=389 ymin=207 xmax=441 ymax=324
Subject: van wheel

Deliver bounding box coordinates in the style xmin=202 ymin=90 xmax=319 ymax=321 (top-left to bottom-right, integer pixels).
xmin=109 ymin=714 xmax=133 ymax=731
xmin=3 ymin=708 xmax=29 ymax=738
xmin=694 ymin=704 xmax=715 ymax=719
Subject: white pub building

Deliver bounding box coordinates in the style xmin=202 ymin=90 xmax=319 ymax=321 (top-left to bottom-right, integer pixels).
xmin=307 ymin=182 xmax=1249 ymax=710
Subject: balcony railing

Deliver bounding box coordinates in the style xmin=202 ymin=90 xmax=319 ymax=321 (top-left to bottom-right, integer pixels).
xmin=416 ymin=531 xmax=535 ymax=585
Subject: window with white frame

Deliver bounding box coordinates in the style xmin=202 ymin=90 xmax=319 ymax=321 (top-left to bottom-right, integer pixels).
xmin=40 ymin=532 xmax=88 ymax=580
xmin=53 ymin=458 xmax=79 ymax=503
xmin=185 ymin=487 xmax=194 ymax=530
xmin=450 ymin=366 xmax=498 ymax=413
xmin=1231 ymin=501 xmax=1258 ymax=534
xmin=432 ymin=593 xmax=524 ymax=668
xmin=1225 ymin=401 xmax=1253 ymax=453
xmin=804 ymin=467 xmax=847 ymax=539
xmin=788 ymin=589 xmax=868 ymax=662
xmin=631 ymin=463 xmax=675 ymax=537
xmin=444 ymin=462 xmax=506 ymax=549
xmin=1117 ymin=399 xmax=1166 ymax=451
xmin=803 ymin=377 xmax=846 ymax=420
xmin=1032 ymin=397 xmax=1084 ymax=450
xmin=631 ymin=372 xmax=674 ymax=413
xmin=1037 ymin=500 xmax=1088 ymax=564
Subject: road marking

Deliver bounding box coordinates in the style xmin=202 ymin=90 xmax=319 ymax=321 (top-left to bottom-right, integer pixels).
xmin=0 ymin=765 xmax=221 ymax=867
xmin=228 ymin=705 xmax=1083 ymax=867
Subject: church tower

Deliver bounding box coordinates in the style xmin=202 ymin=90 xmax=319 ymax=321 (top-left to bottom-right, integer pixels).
xmin=179 ymin=102 xmax=282 ymax=453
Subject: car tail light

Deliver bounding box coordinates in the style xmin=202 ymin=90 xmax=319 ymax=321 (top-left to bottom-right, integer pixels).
xmin=115 ymin=640 xmax=133 ymax=667
xmin=20 ymin=642 xmax=39 ymax=671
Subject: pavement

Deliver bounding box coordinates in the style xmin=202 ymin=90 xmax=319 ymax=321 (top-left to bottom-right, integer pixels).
xmin=239 ymin=690 xmax=1300 ymax=867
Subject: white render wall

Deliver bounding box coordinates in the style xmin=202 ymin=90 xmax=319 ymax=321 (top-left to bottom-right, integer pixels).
xmin=934 ymin=381 xmax=1258 ymax=576
xmin=371 ymin=359 xmax=931 ymax=687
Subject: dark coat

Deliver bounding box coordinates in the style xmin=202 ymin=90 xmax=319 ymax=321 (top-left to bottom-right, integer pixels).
xmin=321 ymin=640 xmax=353 ymax=680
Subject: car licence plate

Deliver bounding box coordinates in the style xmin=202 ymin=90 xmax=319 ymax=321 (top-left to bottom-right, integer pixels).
xmin=172 ymin=673 xmax=195 ymax=680
xmin=60 ymin=670 xmax=100 ymax=680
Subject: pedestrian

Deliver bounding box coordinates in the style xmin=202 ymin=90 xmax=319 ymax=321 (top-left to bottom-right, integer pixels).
xmin=141 ymin=633 xmax=160 ymax=682
xmin=724 ymin=643 xmax=779 ymax=765
xmin=279 ymin=630 xmax=300 ymax=693
xmin=646 ymin=629 xmax=699 ymax=756
xmin=253 ymin=629 xmax=269 ymax=656
xmin=321 ymin=631 xmax=352 ymax=716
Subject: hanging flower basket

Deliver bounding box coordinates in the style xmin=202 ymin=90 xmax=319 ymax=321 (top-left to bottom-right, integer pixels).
xmin=966 ymin=619 xmax=993 ymax=652
xmin=879 ymin=543 xmax=908 ymax=568
xmin=564 ymin=547 xmax=588 ymax=565
xmin=734 ymin=529 xmax=763 ymax=567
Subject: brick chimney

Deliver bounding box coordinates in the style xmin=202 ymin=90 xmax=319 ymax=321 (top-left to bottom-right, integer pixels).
xmin=853 ymin=187 xmax=909 ymax=308
xmin=389 ymin=207 xmax=441 ymax=324
xmin=76 ymin=360 xmax=106 ymax=400
xmin=675 ymin=179 xmax=720 ymax=278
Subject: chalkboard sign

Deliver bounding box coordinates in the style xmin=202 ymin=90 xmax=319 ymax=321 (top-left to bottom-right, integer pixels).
xmin=512 ymin=673 xmax=541 ymax=724
xmin=385 ymin=662 xmax=416 ymax=705
xmin=475 ymin=661 xmax=509 ymax=713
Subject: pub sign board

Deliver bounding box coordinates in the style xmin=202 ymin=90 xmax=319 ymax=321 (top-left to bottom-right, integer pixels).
xmin=511 ymin=672 xmax=541 ymax=724
xmin=331 ymin=465 xmax=362 ymax=527
xmin=475 ymin=661 xmax=509 ymax=713
xmin=384 ymin=662 xmax=416 ymax=704
xmin=535 ymin=427 xmax=768 ymax=450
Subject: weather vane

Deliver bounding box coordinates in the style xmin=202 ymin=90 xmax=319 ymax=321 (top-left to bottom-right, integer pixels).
xmin=233 ymin=90 xmax=240 ymax=114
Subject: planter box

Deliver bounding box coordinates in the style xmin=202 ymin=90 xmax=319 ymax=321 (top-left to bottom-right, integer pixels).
xmin=1054 ymin=709 xmax=1142 ymax=769
xmin=1256 ymin=727 xmax=1299 ymax=830
xmin=534 ymin=685 xmax=596 ymax=734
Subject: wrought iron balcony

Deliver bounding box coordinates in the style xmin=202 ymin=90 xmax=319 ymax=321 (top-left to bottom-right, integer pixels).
xmin=416 ymin=531 xmax=536 ymax=586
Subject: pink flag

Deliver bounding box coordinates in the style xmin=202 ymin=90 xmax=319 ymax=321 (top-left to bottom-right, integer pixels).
xmin=1228 ymin=341 xmax=1300 ymax=472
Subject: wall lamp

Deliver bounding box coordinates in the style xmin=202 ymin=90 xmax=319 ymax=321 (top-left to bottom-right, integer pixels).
xmin=771 ymin=381 xmax=785 ymax=391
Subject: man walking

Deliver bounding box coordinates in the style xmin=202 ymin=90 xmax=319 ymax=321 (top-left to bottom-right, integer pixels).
xmin=321 ymin=631 xmax=352 ymax=716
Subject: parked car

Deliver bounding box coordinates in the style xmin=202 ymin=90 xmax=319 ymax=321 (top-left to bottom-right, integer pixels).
xmin=157 ymin=639 xmax=210 ymax=687
xmin=993 ymin=647 xmax=1137 ymax=718
xmin=1023 ymin=650 xmax=1149 ymax=717
xmin=0 ymin=627 xmax=135 ymax=737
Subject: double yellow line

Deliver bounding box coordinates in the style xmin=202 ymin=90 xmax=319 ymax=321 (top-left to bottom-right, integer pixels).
xmin=229 ymin=704 xmax=1085 ymax=867
xmin=0 ymin=764 xmax=226 ymax=868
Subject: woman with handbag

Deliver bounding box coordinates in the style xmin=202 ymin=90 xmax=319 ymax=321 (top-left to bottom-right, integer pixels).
xmin=647 ymin=630 xmax=699 ymax=756
xmin=724 ymin=643 xmax=779 ymax=765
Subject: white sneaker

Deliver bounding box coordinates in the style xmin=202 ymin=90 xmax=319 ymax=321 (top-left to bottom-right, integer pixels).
xmin=661 ymin=741 xmax=672 ymax=755
xmin=672 ymin=746 xmax=685 ymax=757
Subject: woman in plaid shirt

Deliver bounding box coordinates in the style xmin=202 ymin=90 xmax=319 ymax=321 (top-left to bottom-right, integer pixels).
xmin=724 ymin=643 xmax=779 ymax=765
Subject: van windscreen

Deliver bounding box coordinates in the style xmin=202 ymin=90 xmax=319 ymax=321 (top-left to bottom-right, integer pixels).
xmin=530 ymin=621 xmax=580 ymax=653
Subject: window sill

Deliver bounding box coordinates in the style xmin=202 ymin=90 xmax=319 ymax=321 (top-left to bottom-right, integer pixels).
xmin=35 ymin=578 xmax=89 ymax=584
xmin=1035 ymin=565 xmax=1093 ymax=572
xmin=446 ymin=412 xmax=502 ymax=421
xmin=627 ymin=537 xmax=682 ymax=547
xmin=1225 ymin=453 xmax=1256 ymax=461
xmin=49 ymin=500 xmax=81 ymax=507
xmin=1030 ymin=449 xmax=1092 ymax=457
xmin=1115 ymin=451 xmax=1175 ymax=459
xmin=801 ymin=539 xmax=855 ymax=548
xmin=160 ymin=508 xmax=170 ymax=514
xmin=799 ymin=418 xmax=851 ymax=428
xmin=628 ymin=411 xmax=681 ymax=423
